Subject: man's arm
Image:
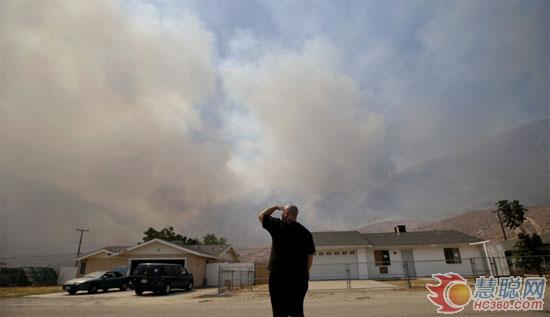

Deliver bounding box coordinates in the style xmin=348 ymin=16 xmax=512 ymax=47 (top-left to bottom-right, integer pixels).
xmin=307 ymin=254 xmax=313 ymax=274
xmin=258 ymin=205 xmax=283 ymax=224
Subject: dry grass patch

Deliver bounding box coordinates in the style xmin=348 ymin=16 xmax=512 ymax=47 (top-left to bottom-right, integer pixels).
xmin=0 ymin=286 xmax=62 ymax=298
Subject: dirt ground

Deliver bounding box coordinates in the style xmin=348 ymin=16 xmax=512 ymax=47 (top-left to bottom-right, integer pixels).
xmin=0 ymin=286 xmax=548 ymax=316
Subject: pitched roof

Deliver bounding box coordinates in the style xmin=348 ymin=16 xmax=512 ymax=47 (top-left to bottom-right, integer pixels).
xmin=363 ymin=230 xmax=483 ymax=246
xmin=78 ymin=240 xmax=234 ymax=260
xmin=104 ymin=246 xmax=131 ymax=253
xmin=171 ymin=242 xmax=232 ymax=258
xmin=312 ymin=231 xmax=372 ymax=246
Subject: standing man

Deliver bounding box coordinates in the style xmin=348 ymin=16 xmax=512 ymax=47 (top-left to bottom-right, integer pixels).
xmin=258 ymin=205 xmax=316 ymax=317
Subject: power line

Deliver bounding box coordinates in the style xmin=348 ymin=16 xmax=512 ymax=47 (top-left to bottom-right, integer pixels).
xmin=3 ymin=243 xmax=75 ymax=254
xmin=0 ymin=253 xmax=75 ymax=260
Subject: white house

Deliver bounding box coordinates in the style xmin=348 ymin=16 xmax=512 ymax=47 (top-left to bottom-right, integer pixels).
xmin=310 ymin=227 xmax=491 ymax=280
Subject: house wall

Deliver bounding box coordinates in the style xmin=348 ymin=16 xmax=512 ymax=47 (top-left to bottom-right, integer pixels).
xmin=364 ymin=244 xmax=486 ymax=278
xmin=81 ymin=241 xmax=216 ymax=287
xmin=84 ymin=257 xmax=128 ymax=273
xmin=411 ymin=244 xmax=485 ymax=277
xmin=365 ymin=248 xmax=404 ymax=279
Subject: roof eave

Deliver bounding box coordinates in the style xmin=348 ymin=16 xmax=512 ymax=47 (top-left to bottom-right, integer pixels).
xmin=316 ymin=244 xmax=372 ymax=248
xmin=370 ymin=241 xmax=483 ymax=248
xmin=119 ymin=239 xmax=221 ymax=260
xmin=77 ymin=249 xmax=119 ymax=261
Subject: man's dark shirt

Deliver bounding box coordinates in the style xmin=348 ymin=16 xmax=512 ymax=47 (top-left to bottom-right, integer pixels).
xmin=262 ymin=215 xmax=316 ymax=278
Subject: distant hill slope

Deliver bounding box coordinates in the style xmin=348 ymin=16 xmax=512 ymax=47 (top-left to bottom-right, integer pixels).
xmin=351 ymin=119 xmax=549 ymax=220
xmin=242 ymin=205 xmax=550 ymax=263
xmin=358 ymin=205 xmax=550 ymax=241
xmin=416 ymin=205 xmax=550 ymax=241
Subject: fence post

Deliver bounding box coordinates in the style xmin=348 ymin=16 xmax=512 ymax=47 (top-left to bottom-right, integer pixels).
xmin=346 ymin=263 xmax=351 ymax=292
xmin=404 ymin=261 xmax=411 ymax=289
xmin=469 ymin=258 xmax=476 ymax=276
xmin=217 ymin=264 xmax=222 ymax=294
xmin=231 ymin=271 xmax=234 ymax=292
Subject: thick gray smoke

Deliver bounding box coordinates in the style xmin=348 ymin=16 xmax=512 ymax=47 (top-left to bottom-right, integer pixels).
xmin=0 ymin=1 xmax=547 ymax=265
xmin=0 ymin=1 xmax=240 ymax=262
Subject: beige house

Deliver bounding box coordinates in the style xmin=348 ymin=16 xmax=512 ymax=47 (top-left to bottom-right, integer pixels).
xmin=77 ymin=238 xmax=239 ymax=287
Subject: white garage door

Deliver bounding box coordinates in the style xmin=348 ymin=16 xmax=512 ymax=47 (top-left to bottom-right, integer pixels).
xmin=310 ymin=253 xmax=358 ymax=280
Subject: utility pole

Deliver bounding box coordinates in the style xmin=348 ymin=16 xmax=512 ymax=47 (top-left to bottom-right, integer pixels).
xmin=494 ymin=209 xmax=508 ymax=241
xmin=75 ymin=228 xmax=89 ymax=266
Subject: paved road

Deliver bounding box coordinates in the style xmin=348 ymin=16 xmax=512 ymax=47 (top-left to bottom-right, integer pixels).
xmin=0 ymin=287 xmax=548 ymax=316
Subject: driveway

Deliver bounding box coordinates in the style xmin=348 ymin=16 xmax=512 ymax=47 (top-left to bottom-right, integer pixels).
xmin=27 ymin=287 xmax=217 ymax=299
xmin=309 ymin=279 xmax=397 ymax=290
xmin=0 ymin=287 xmax=547 ymax=316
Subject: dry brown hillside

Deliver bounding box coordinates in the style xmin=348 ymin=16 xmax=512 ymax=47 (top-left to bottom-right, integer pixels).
xmin=416 ymin=205 xmax=550 ymax=241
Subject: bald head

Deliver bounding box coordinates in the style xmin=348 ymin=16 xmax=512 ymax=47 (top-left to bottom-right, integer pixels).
xmin=282 ymin=205 xmax=299 ymax=221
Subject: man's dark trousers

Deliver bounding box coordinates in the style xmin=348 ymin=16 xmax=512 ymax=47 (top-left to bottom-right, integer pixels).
xmin=268 ymin=271 xmax=309 ymax=317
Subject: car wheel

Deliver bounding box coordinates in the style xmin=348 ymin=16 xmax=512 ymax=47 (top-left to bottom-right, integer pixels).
xmin=68 ymin=290 xmax=77 ymax=295
xmin=163 ymin=283 xmax=171 ymax=295
xmin=187 ymin=282 xmax=193 ymax=291
xmin=135 ymin=289 xmax=143 ymax=295
xmin=120 ymin=283 xmax=128 ymax=291
xmin=88 ymin=284 xmax=98 ymax=294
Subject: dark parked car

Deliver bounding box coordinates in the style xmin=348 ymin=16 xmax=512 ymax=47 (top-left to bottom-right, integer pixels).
xmin=131 ymin=263 xmax=193 ymax=295
xmin=63 ymin=271 xmax=130 ymax=295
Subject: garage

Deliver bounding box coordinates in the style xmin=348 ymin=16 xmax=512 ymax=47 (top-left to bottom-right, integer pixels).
xmin=310 ymin=250 xmax=359 ymax=280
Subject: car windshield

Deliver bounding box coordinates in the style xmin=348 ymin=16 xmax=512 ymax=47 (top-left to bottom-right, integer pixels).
xmin=135 ymin=265 xmax=162 ymax=276
xmin=84 ymin=271 xmax=106 ymax=278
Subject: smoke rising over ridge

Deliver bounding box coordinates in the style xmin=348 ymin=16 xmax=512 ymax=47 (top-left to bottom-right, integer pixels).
xmin=0 ymin=1 xmax=548 ymax=261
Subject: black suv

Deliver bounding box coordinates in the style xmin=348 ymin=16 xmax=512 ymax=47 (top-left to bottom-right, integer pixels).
xmin=131 ymin=263 xmax=194 ymax=295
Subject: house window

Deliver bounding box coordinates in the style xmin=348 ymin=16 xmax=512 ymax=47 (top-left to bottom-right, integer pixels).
xmin=350 ymin=251 xmax=355 ymax=255
xmin=374 ymin=250 xmax=391 ymax=266
xmin=342 ymin=251 xmax=348 ymax=255
xmin=444 ymin=248 xmax=462 ymax=264
xmin=79 ymin=261 xmax=87 ymax=275
xmin=326 ymin=252 xmax=332 ymax=255
xmin=318 ymin=252 xmax=324 ymax=256
xmin=379 ymin=266 xmax=389 ymax=274
xmin=334 ymin=251 xmax=340 ymax=255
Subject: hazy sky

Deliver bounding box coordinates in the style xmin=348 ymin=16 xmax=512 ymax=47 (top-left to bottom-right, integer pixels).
xmin=1 ymin=0 xmax=548 ymax=259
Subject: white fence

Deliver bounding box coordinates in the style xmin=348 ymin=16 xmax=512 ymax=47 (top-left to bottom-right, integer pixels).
xmin=205 ymin=262 xmax=254 ymax=287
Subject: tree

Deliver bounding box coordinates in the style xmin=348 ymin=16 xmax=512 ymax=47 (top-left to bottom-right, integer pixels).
xmin=203 ymin=233 xmax=227 ymax=245
xmin=514 ymin=232 xmax=543 ymax=274
xmin=495 ymin=200 xmax=527 ymax=240
xmin=142 ymin=227 xmax=227 ymax=246
xmin=497 ymin=200 xmax=543 ymax=274
xmin=142 ymin=226 xmax=200 ymax=245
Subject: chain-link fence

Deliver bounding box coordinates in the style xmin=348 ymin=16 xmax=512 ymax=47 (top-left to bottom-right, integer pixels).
xmin=218 ymin=255 xmax=549 ymax=294
xmin=217 ymin=264 xmax=256 ymax=293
